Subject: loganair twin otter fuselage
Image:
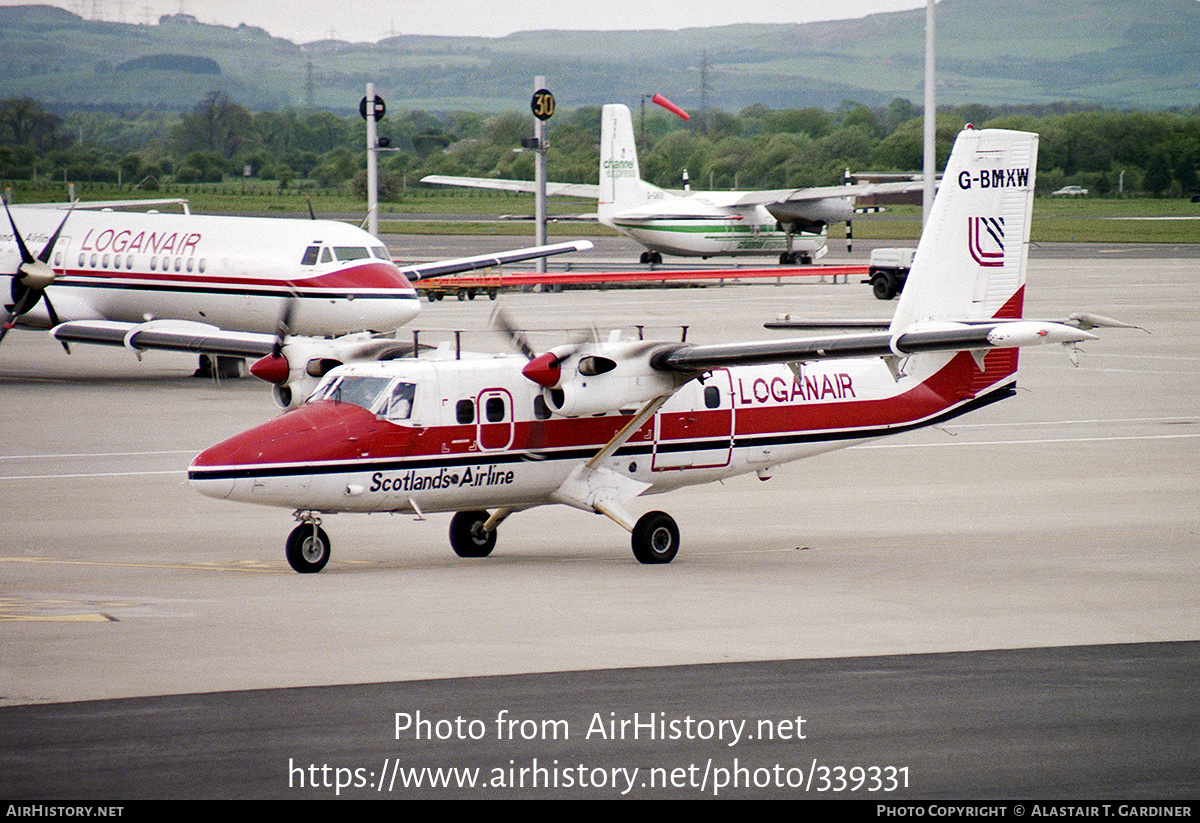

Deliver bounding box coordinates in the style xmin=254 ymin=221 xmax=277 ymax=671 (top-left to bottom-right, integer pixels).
xmin=190 ymin=128 xmax=1127 ymax=572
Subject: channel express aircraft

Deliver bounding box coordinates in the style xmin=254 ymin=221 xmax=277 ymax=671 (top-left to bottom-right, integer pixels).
xmin=190 ymin=127 xmax=1126 ymax=573
xmin=423 ymin=103 xmax=924 ymax=266
xmin=2 ymin=199 xmax=590 ymax=405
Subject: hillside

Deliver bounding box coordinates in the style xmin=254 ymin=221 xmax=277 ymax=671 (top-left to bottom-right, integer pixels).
xmin=0 ymin=0 xmax=1197 ymax=113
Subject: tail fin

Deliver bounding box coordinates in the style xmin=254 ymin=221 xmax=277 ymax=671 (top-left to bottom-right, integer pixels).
xmin=597 ymin=104 xmax=657 ymax=226
xmin=890 ymin=128 xmax=1039 ymax=331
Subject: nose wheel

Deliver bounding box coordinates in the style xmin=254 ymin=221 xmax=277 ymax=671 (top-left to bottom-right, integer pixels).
xmin=285 ymin=522 xmax=331 ymax=573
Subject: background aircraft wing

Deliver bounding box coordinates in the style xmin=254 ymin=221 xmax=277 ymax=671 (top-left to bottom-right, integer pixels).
xmin=421 ymin=175 xmax=601 ymax=200
xmin=723 ymin=180 xmax=928 ymax=209
xmin=399 ymin=240 xmax=594 ymax=281
xmin=51 ymin=320 xmax=277 ymax=358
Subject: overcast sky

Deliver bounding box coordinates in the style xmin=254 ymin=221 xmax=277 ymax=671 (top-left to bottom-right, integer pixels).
xmin=9 ymin=1 xmax=929 ymax=43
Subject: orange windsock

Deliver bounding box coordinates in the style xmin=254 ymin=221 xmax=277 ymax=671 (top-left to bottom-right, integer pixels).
xmin=650 ymin=93 xmax=690 ymax=121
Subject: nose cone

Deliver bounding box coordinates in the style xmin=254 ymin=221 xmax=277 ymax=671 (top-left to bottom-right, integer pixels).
xmin=187 ymin=401 xmax=382 ymax=502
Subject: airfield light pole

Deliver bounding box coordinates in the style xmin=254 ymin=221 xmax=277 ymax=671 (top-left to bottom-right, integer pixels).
xmin=531 ymin=77 xmax=553 ymax=273
xmin=923 ymin=0 xmax=936 ymax=228
xmin=366 ymin=83 xmax=380 ymax=238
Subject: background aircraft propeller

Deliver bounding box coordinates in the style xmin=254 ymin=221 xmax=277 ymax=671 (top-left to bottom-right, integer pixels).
xmin=2 ymin=201 xmax=73 ymax=345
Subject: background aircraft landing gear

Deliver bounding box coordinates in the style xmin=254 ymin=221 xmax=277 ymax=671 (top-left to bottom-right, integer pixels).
xmin=639 ymin=251 xmax=663 ymax=265
xmin=631 ymin=510 xmax=679 ymax=564
xmin=285 ymin=522 xmax=331 ymax=573
xmin=449 ymin=510 xmax=497 ymax=558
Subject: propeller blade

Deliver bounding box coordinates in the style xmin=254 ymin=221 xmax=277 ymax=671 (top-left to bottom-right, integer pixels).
xmin=490 ymin=306 xmax=537 ymax=361
xmin=272 ymin=294 xmax=297 ymax=357
xmin=3 ymin=200 xmax=36 ymax=267
xmin=36 ymin=202 xmax=75 ymax=265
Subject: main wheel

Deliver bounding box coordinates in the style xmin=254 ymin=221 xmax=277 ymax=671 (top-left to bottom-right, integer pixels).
xmin=631 ymin=511 xmax=680 ymax=564
xmin=449 ymin=510 xmax=496 ymax=558
xmin=285 ymin=524 xmax=331 ymax=573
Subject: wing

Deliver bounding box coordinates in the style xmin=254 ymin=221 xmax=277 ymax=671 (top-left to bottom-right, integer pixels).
xmin=652 ymin=320 xmax=1099 ymax=373
xmin=398 ymin=240 xmax=594 ymax=281
xmin=420 ymin=175 xmax=601 ymax=200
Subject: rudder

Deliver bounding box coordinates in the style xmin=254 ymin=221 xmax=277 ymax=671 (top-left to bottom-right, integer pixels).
xmin=890 ymin=128 xmax=1039 ymax=331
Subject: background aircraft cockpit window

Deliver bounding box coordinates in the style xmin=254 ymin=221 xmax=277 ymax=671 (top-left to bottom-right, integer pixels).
xmin=300 ymin=246 xmax=320 ymax=265
xmin=334 ymin=247 xmax=370 ymax=262
xmin=308 ymin=375 xmax=393 ymax=412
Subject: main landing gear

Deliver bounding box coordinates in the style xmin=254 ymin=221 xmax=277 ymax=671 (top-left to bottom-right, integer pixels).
xmin=631 ymin=510 xmax=679 ymax=564
xmin=445 ymin=508 xmax=680 ymax=565
xmin=449 ymin=510 xmax=497 ymax=558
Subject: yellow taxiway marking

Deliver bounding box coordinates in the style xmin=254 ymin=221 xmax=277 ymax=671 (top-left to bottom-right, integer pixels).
xmin=0 ymin=556 xmax=283 ymax=573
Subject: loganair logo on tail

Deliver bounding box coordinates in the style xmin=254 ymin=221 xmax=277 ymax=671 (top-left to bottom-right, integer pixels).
xmin=968 ymin=217 xmax=1005 ymax=267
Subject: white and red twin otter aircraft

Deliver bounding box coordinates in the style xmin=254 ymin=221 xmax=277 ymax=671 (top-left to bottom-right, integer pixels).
xmin=188 ymin=127 xmax=1129 ymax=572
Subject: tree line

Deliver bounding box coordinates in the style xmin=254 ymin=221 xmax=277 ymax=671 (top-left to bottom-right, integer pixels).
xmin=2 ymin=92 xmax=1198 ymax=199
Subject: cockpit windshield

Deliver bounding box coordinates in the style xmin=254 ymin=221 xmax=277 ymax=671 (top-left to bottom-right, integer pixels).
xmin=308 ymin=375 xmax=393 ymax=412
xmin=307 ymin=374 xmax=417 ymax=419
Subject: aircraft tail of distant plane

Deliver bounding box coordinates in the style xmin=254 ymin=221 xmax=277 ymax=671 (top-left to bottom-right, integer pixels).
xmin=597 ymin=104 xmax=664 ymax=227
xmin=891 ymin=127 xmax=1039 ymax=332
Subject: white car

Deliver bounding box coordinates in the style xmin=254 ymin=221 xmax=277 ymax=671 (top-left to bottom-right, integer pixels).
xmin=1052 ymin=185 xmax=1089 ymax=196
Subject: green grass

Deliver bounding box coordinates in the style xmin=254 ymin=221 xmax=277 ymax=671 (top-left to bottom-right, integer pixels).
xmin=7 ymin=181 xmax=1197 ymax=243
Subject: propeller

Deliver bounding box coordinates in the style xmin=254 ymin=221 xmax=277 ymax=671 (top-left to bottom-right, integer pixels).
xmin=2 ymin=200 xmax=74 ymax=345
xmin=490 ymin=305 xmax=589 ymax=389
xmin=249 ymin=293 xmax=297 ymax=386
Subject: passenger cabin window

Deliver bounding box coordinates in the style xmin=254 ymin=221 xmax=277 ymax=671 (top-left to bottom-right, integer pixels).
xmin=300 ymin=246 xmax=320 ymax=265
xmin=456 ymin=399 xmax=475 ymax=424
xmin=704 ymin=385 xmax=722 ymax=409
xmin=485 ymin=397 xmax=506 ymax=423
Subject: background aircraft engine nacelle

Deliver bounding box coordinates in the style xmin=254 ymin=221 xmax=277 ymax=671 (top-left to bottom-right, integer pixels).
xmin=542 ymin=345 xmax=684 ymax=417
xmin=767 ymin=197 xmax=854 ymax=229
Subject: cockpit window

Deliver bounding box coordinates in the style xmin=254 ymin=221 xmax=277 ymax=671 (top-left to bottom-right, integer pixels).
xmin=334 ymin=246 xmax=370 ymax=262
xmin=371 ymin=246 xmax=390 ymax=260
xmin=300 ymin=246 xmax=320 ymax=265
xmin=320 ymin=247 xmax=333 ymax=263
xmin=385 ymin=382 xmax=416 ymax=419
xmin=309 ymin=375 xmax=393 ymax=411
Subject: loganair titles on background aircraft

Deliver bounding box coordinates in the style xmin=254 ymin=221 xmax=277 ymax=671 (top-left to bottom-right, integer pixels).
xmin=423 ymin=103 xmax=925 ymax=265
xmin=191 ymin=126 xmax=1132 ymax=573
xmin=1 ymin=199 xmax=590 ymax=405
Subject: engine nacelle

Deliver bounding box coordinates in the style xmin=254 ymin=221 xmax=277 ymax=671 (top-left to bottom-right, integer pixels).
xmin=542 ymin=342 xmax=686 ymax=417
